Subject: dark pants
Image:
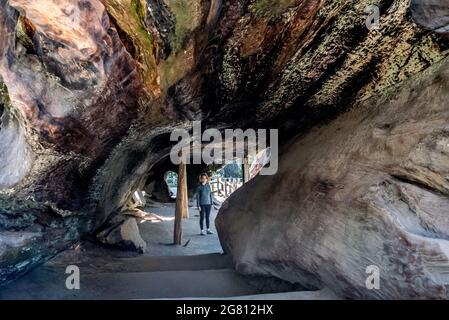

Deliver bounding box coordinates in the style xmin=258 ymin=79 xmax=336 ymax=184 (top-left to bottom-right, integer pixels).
xmin=200 ymin=205 xmax=212 ymax=230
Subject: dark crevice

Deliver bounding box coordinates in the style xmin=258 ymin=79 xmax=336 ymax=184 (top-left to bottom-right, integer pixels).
xmin=144 ymin=0 xmax=176 ymax=60
xmin=106 ymin=13 xmax=138 ymax=61
xmin=0 ymin=83 xmax=9 ymax=130
xmin=0 ymin=98 xmax=4 ymax=129
xmin=391 ymin=174 xmax=447 ymax=196
xmin=15 ymin=15 xmax=36 ymax=55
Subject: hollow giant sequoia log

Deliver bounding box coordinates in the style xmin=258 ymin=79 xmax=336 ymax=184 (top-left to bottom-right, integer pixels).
xmin=217 ymin=56 xmax=449 ymax=299
xmin=0 ymin=0 xmax=449 ymax=298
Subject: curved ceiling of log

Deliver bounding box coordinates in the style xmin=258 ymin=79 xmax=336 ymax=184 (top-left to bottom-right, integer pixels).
xmin=0 ymin=0 xmax=449 ymax=298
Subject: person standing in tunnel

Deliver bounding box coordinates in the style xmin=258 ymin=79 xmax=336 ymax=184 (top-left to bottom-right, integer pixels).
xmin=196 ymin=173 xmax=214 ymax=236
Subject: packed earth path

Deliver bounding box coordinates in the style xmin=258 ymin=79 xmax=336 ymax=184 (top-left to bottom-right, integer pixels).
xmin=0 ymin=199 xmax=336 ymax=300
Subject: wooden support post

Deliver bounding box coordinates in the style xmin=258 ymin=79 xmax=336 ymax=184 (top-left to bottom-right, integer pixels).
xmin=218 ymin=177 xmax=223 ymax=196
xmin=181 ymin=165 xmax=189 ymax=220
xmin=224 ymin=179 xmax=229 ymax=197
xmin=174 ymin=160 xmax=188 ymax=245
xmin=243 ymin=156 xmax=250 ymax=183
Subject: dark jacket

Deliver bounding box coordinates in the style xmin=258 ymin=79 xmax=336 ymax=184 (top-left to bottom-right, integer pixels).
xmin=196 ymin=183 xmax=213 ymax=207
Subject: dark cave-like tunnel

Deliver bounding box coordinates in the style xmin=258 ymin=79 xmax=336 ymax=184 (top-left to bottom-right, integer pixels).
xmin=0 ymin=0 xmax=449 ymax=301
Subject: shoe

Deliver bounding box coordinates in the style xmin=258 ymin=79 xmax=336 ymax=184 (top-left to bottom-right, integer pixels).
xmin=200 ymin=230 xmax=206 ymax=236
xmin=207 ymin=229 xmax=214 ymax=235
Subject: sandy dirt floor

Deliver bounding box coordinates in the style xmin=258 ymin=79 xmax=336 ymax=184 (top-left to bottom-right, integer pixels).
xmin=0 ymin=199 xmax=338 ymax=300
xmin=0 ymin=200 xmax=260 ymax=299
xmin=136 ymin=199 xmax=224 ymax=256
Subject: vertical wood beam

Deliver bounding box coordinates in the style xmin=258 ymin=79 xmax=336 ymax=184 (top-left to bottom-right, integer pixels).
xmin=174 ymin=160 xmax=188 ymax=245
xmin=243 ymin=156 xmax=250 ymax=183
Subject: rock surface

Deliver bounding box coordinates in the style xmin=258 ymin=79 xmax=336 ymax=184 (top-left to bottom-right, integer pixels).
xmin=0 ymin=199 xmax=93 ymax=285
xmin=0 ymin=0 xmax=143 ymax=283
xmin=0 ymin=0 xmax=449 ymax=296
xmin=410 ymin=0 xmax=449 ymax=32
xmin=97 ymin=215 xmax=147 ymax=253
xmin=216 ymin=55 xmax=449 ymax=299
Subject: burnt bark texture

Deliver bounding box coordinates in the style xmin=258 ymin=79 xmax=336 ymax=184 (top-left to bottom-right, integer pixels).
xmin=0 ymin=0 xmax=448 ymax=298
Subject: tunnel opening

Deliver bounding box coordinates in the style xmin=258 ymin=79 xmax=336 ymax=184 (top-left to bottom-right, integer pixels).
xmin=84 ymin=125 xmax=278 ymax=263
xmin=113 ymin=155 xmax=254 ymax=258
xmin=1 ymin=0 xmax=449 ymax=301
xmin=165 ymin=170 xmax=178 ymax=200
xmin=0 ymin=146 xmax=305 ymax=299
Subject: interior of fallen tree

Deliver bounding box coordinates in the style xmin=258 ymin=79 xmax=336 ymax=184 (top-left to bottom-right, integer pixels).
xmin=1 ymin=0 xmax=449 ymax=300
